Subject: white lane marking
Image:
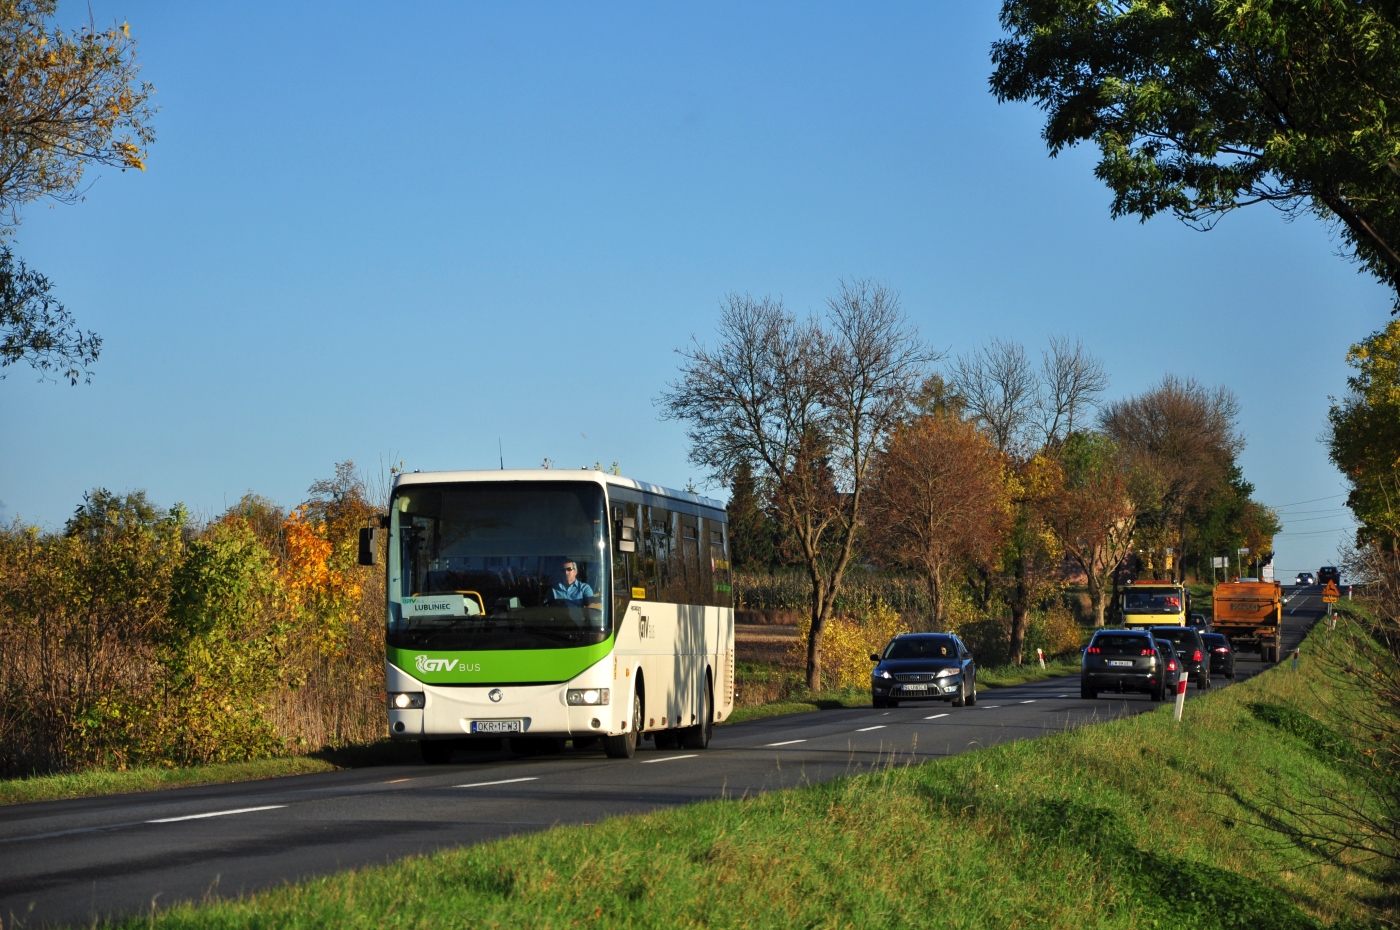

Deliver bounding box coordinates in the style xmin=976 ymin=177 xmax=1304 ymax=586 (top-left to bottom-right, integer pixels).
xmin=856 ymin=725 xmax=886 ymax=732
xmin=453 ymin=777 xmax=539 ymax=788
xmin=641 ymin=754 xmax=698 ymax=764
xmin=1056 ymin=694 xmax=1070 ymax=698
xmin=1288 ymin=595 xmax=1312 ymax=615
xmin=146 ymin=805 xmax=286 ymax=824
xmin=982 ymin=705 xmax=1000 ymax=709
xmin=1020 ymin=700 xmax=1036 ymax=704
xmin=924 ymin=713 xmax=948 ymax=720
xmin=765 ymin=739 xmax=807 ymax=747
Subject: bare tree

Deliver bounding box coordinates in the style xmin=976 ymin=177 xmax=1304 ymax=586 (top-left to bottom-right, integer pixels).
xmin=662 ymin=280 xmax=933 ymax=689
xmin=950 ymin=339 xmax=1037 ymax=456
xmin=1036 ymin=336 xmax=1109 ymax=450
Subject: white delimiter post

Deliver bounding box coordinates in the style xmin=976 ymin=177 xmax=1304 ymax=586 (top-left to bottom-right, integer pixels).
xmin=1173 ymin=670 xmax=1189 ymax=722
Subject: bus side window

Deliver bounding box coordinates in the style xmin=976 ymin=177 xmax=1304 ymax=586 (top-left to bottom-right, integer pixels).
xmin=709 ymin=522 xmax=731 ymax=608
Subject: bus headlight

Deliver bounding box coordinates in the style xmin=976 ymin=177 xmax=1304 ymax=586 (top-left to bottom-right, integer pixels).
xmin=567 ymin=688 xmax=610 ymax=706
xmin=389 ymin=692 xmax=425 ymax=709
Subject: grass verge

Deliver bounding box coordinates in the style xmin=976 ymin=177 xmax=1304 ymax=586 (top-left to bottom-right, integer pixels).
xmin=0 ymin=757 xmax=335 ymax=807
xmin=0 ymin=740 xmax=423 ymax=807
xmin=117 ymin=623 xmax=1391 ymax=929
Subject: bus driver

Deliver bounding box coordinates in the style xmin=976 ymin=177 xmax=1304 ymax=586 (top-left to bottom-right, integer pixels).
xmin=551 ymin=559 xmax=598 ymax=607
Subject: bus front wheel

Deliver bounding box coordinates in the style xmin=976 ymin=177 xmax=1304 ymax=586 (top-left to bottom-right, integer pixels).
xmin=604 ymin=690 xmax=642 ymax=759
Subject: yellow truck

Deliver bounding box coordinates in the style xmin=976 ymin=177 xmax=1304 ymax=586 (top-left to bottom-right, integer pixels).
xmin=1121 ymin=581 xmax=1189 ymax=628
xmin=1212 ymin=580 xmax=1283 ymax=663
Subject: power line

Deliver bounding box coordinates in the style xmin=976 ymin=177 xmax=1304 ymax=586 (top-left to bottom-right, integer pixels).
xmin=1272 ymin=493 xmax=1348 ymax=508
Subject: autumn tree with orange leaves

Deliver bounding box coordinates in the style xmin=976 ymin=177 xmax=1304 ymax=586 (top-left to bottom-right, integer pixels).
xmin=868 ymin=414 xmax=1009 ymax=630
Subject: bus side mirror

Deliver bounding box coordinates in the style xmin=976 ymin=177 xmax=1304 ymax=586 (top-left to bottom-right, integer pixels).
xmin=358 ymin=527 xmax=378 ymax=566
xmin=619 ymin=521 xmax=637 ymax=553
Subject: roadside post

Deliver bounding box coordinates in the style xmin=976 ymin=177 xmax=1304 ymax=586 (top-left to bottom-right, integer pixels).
xmin=1173 ymin=670 xmax=1188 ymax=722
xmin=1037 ymin=648 xmax=1045 ymax=669
xmin=1291 ymin=648 xmax=1300 ymax=672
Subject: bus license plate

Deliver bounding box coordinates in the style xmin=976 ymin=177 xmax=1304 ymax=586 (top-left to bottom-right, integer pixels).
xmin=471 ymin=720 xmax=522 ymax=734
xmin=1108 ymin=660 xmax=1133 ymax=667
xmin=902 ymin=684 xmax=928 ymax=692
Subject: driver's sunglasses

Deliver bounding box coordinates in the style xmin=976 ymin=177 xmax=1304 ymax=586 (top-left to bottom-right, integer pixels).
xmin=563 ymin=565 xmax=577 ymax=572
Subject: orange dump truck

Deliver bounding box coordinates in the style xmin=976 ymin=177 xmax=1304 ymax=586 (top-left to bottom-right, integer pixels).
xmin=1212 ymin=580 xmax=1283 ymax=663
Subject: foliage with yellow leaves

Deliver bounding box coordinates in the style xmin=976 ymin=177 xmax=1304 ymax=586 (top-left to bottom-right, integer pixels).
xmin=0 ymin=0 xmax=155 ymax=229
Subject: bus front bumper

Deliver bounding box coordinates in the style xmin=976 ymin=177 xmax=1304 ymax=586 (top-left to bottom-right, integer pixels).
xmin=386 ymin=663 xmax=623 ymax=740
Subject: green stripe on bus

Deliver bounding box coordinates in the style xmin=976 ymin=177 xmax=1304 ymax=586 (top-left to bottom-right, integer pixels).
xmin=387 ymin=637 xmax=615 ymax=685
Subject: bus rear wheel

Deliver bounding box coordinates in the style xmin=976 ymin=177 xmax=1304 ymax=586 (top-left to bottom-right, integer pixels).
xmin=604 ymin=690 xmax=642 ymax=759
xmin=681 ymin=677 xmax=713 ymax=750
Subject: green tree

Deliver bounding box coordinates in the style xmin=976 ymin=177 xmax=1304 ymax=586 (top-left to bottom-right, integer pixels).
xmin=991 ymin=0 xmax=1400 ymax=306
xmin=725 ymin=460 xmax=778 ymax=571
xmin=1329 ymin=320 xmax=1400 ymax=548
xmin=0 ymin=246 xmax=99 ymax=383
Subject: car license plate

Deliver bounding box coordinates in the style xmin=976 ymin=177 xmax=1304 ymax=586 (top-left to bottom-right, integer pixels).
xmin=902 ymin=684 xmax=928 ymax=692
xmin=470 ymin=720 xmax=522 ymax=734
xmin=1108 ymin=660 xmax=1134 ymax=667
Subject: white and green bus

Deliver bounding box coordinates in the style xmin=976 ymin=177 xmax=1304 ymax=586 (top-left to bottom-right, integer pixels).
xmin=373 ymin=470 xmax=734 ymax=761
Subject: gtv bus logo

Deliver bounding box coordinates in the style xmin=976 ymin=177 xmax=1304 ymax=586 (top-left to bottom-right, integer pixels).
xmin=415 ymin=655 xmax=458 ymax=673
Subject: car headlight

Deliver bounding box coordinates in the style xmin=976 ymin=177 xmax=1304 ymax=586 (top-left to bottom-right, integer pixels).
xmin=935 ymin=668 xmax=960 ymax=679
xmin=567 ymin=688 xmax=610 ymax=706
xmin=873 ymin=669 xmax=893 ymax=679
xmin=389 ymin=692 xmax=425 ymax=709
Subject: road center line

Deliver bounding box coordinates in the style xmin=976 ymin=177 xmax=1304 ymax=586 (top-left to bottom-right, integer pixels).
xmin=856 ymin=725 xmax=886 ymax=732
xmin=454 ymin=777 xmax=539 ymax=788
xmin=924 ymin=713 xmax=948 ymax=720
xmin=1020 ymin=700 xmax=1036 ymax=704
xmin=641 ymin=754 xmax=698 ymax=764
xmin=765 ymin=739 xmax=807 ymax=747
xmin=147 ymin=805 xmax=286 ymax=824
xmin=982 ymin=705 xmax=1000 ymax=709
xmin=1289 ymin=595 xmax=1312 ymax=615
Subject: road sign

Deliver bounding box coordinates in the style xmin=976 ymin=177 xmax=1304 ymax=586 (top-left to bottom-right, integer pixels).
xmin=1211 ymin=557 xmax=1228 ymax=569
xmin=1322 ymin=581 xmax=1340 ymax=603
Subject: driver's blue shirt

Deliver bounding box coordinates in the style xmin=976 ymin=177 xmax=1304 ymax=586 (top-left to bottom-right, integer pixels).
xmin=552 ymin=579 xmax=596 ymax=606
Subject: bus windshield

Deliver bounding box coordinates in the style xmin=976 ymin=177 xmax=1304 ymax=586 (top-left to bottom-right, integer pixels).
xmin=388 ymin=481 xmax=609 ymax=651
xmin=1123 ymin=590 xmax=1182 ymax=613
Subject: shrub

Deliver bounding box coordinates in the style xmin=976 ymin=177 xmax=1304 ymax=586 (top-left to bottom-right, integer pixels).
xmin=791 ymin=600 xmax=910 ymax=690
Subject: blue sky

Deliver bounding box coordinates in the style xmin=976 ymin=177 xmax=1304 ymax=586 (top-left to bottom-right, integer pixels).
xmin=1 ymin=2 xmax=1386 ymax=576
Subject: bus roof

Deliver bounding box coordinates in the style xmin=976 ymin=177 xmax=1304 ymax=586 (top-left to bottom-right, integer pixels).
xmin=391 ymin=469 xmax=726 ymax=514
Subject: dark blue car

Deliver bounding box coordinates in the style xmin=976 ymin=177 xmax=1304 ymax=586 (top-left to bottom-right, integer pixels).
xmin=870 ymin=633 xmax=977 ymax=708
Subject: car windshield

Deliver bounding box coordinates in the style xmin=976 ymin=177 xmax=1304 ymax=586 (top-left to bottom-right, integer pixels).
xmin=884 ymin=636 xmax=958 ymax=660
xmin=1153 ymin=629 xmax=1198 ymax=649
xmin=1123 ymin=590 xmax=1182 ymax=613
xmin=388 ymin=481 xmax=609 ymax=651
xmin=1092 ymin=635 xmax=1153 ymax=655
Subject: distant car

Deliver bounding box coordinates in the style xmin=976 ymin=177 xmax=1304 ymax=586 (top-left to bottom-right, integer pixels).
xmin=1148 ymin=626 xmax=1210 ymax=690
xmin=870 ymin=633 xmax=976 ymax=708
xmin=1318 ymin=566 xmax=1341 ymax=585
xmin=1201 ymin=632 xmax=1236 ymax=680
xmin=1081 ymin=629 xmax=1173 ymax=701
xmin=1295 ymin=572 xmax=1316 ymax=586
xmin=1188 ymin=613 xmax=1211 ymax=631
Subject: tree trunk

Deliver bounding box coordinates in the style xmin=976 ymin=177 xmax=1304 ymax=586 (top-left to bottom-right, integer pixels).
xmin=1007 ymin=555 xmax=1030 ymax=665
xmin=925 ymin=566 xmax=944 ymax=631
xmin=1088 ymin=575 xmax=1106 ymax=627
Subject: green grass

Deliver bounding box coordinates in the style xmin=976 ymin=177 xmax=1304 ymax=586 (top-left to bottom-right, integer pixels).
xmin=0 ymin=757 xmax=336 ymax=807
xmin=0 ymin=740 xmax=424 ymax=807
xmin=110 ymin=622 xmax=1391 ymax=929
xmin=976 ymin=654 xmax=1080 ymax=687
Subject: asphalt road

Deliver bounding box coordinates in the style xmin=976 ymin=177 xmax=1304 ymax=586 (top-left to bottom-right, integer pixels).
xmin=1 ymin=591 xmax=1324 ymax=928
